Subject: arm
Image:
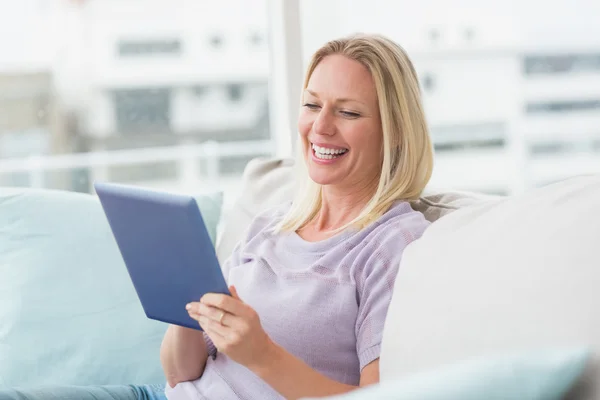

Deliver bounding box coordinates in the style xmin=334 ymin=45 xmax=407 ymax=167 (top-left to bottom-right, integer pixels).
xmin=160 ymin=325 xmax=209 ymax=387
xmin=251 ymin=344 xmax=379 ymax=399
xmin=187 ymin=287 xmax=380 ymax=399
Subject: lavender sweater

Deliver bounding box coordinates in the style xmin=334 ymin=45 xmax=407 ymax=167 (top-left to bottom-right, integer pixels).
xmin=166 ymin=201 xmax=429 ymax=400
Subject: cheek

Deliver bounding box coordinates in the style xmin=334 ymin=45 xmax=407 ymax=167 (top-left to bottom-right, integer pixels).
xmin=344 ymin=122 xmax=378 ymax=148
xmin=297 ymin=111 xmax=313 ymax=137
xmin=346 ymin=124 xmax=383 ymax=161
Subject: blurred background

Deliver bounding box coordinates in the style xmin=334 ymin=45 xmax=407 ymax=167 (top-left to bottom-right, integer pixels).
xmin=1 ymin=0 xmax=599 ymax=205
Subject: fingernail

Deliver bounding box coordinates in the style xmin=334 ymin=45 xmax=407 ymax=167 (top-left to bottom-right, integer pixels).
xmin=185 ymin=303 xmax=191 ymax=310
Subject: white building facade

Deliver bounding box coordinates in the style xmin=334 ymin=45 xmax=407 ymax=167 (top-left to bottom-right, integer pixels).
xmin=1 ymin=0 xmax=599 ymax=196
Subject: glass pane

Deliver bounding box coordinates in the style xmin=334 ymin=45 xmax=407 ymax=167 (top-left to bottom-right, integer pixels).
xmin=300 ymin=0 xmax=600 ymax=194
xmin=0 ymin=0 xmax=273 ymax=199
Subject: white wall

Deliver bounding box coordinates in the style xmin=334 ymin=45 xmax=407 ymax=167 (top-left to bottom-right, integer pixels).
xmin=416 ymin=56 xmax=521 ymax=126
xmin=0 ymin=0 xmax=56 ymax=73
xmin=82 ymin=0 xmax=269 ymax=88
xmin=84 ymin=90 xmax=115 ymax=137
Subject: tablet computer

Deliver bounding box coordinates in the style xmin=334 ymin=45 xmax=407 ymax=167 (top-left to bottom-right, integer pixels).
xmin=94 ymin=182 xmax=229 ymax=331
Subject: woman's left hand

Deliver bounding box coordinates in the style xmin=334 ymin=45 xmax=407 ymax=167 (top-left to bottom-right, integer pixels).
xmin=186 ymin=286 xmax=274 ymax=369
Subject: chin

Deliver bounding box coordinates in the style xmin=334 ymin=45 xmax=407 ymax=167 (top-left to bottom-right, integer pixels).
xmin=307 ymin=168 xmax=338 ymax=186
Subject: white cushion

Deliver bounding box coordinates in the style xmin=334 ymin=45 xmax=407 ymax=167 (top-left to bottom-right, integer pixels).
xmin=381 ymin=175 xmax=600 ymax=398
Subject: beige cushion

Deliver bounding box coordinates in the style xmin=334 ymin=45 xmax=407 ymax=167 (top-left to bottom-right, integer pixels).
xmin=381 ymin=174 xmax=600 ymax=398
xmin=216 ymin=158 xmax=295 ymax=263
xmin=216 ymin=157 xmax=495 ymax=263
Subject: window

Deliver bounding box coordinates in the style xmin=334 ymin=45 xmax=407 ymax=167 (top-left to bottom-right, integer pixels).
xmin=428 ymin=28 xmax=440 ymax=44
xmin=228 ymin=84 xmax=243 ymax=102
xmin=249 ymin=31 xmax=264 ymax=46
xmin=113 ymin=88 xmax=171 ymax=133
xmin=421 ymin=73 xmax=435 ymax=92
xmin=463 ymin=27 xmax=475 ymax=42
xmin=530 ymin=140 xmax=598 ymax=155
xmin=118 ymin=39 xmax=182 ymax=57
xmin=7 ymin=0 xmax=600 ymax=199
xmin=529 ymin=142 xmax=570 ymax=155
xmin=193 ymin=86 xmax=207 ymax=97
xmin=209 ymin=35 xmax=224 ymax=49
xmin=0 ymin=0 xmax=276 ymax=198
xmin=429 ymin=122 xmax=506 ymax=151
xmin=526 ymin=99 xmax=600 ymax=114
xmin=523 ymin=54 xmax=600 ymax=75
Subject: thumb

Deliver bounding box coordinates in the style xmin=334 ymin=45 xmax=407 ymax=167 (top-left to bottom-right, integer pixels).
xmin=229 ymin=285 xmax=242 ymax=301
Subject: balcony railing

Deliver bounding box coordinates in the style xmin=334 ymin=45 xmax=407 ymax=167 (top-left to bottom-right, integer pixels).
xmin=0 ymin=139 xmax=275 ymax=195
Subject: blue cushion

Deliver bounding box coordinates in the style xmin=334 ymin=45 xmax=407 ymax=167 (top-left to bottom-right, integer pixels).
xmin=0 ymin=187 xmax=222 ymax=388
xmin=304 ymin=347 xmax=590 ymax=400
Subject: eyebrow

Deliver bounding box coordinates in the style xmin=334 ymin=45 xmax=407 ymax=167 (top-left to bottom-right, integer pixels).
xmin=304 ymin=89 xmax=366 ymax=106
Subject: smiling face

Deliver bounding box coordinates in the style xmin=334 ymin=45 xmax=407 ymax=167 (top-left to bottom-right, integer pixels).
xmin=298 ymin=54 xmax=383 ymax=191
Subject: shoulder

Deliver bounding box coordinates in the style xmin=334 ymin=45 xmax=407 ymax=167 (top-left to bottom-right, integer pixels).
xmin=347 ymin=202 xmax=430 ymax=276
xmin=350 ymin=202 xmax=430 ymax=293
xmin=362 ymin=201 xmax=430 ymax=250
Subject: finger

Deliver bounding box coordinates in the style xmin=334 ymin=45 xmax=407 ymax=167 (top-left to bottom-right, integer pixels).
xmin=203 ymin=326 xmax=227 ymax=350
xmin=196 ymin=314 xmax=247 ymax=340
xmin=186 ymin=304 xmax=203 ymax=321
xmin=202 ymin=323 xmax=225 ymax=344
xmin=229 ymin=285 xmax=242 ymax=301
xmin=187 ymin=310 xmax=205 ymax=326
xmin=197 ymin=315 xmax=228 ymax=337
xmin=200 ymin=293 xmax=244 ymax=315
xmin=187 ymin=309 xmax=204 ymax=322
xmin=190 ymin=308 xmax=244 ymax=332
xmin=187 ymin=302 xmax=225 ymax=323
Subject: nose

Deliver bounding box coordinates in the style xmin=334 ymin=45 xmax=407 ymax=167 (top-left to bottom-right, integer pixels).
xmin=312 ymin=107 xmax=335 ymax=136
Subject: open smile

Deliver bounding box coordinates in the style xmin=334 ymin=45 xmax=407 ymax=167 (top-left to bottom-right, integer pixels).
xmin=311 ymin=143 xmax=349 ymax=160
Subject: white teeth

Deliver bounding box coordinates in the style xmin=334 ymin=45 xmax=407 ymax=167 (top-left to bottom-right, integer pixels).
xmin=311 ymin=143 xmax=348 ymax=156
xmin=315 ymin=152 xmax=335 ymax=159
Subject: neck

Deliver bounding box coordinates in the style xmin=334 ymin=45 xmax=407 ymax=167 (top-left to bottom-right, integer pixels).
xmin=314 ymin=176 xmax=379 ymax=232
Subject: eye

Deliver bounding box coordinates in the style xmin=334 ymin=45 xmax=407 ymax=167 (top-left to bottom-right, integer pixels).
xmin=303 ymin=103 xmax=320 ymax=110
xmin=340 ymin=110 xmax=360 ymax=118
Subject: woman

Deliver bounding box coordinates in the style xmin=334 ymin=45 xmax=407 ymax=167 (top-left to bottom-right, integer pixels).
xmin=0 ymin=33 xmax=432 ymax=400
xmin=161 ymin=33 xmax=433 ymax=400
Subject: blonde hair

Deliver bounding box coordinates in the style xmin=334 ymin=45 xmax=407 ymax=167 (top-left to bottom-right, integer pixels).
xmin=276 ymin=33 xmax=434 ymax=233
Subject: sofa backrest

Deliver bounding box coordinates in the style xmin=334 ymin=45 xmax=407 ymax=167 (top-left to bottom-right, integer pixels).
xmin=217 ymin=158 xmax=599 ymax=398
xmin=216 ymin=157 xmax=496 ymax=263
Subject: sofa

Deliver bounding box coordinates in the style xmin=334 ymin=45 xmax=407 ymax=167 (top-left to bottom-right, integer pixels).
xmin=1 ymin=157 xmax=598 ymax=399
